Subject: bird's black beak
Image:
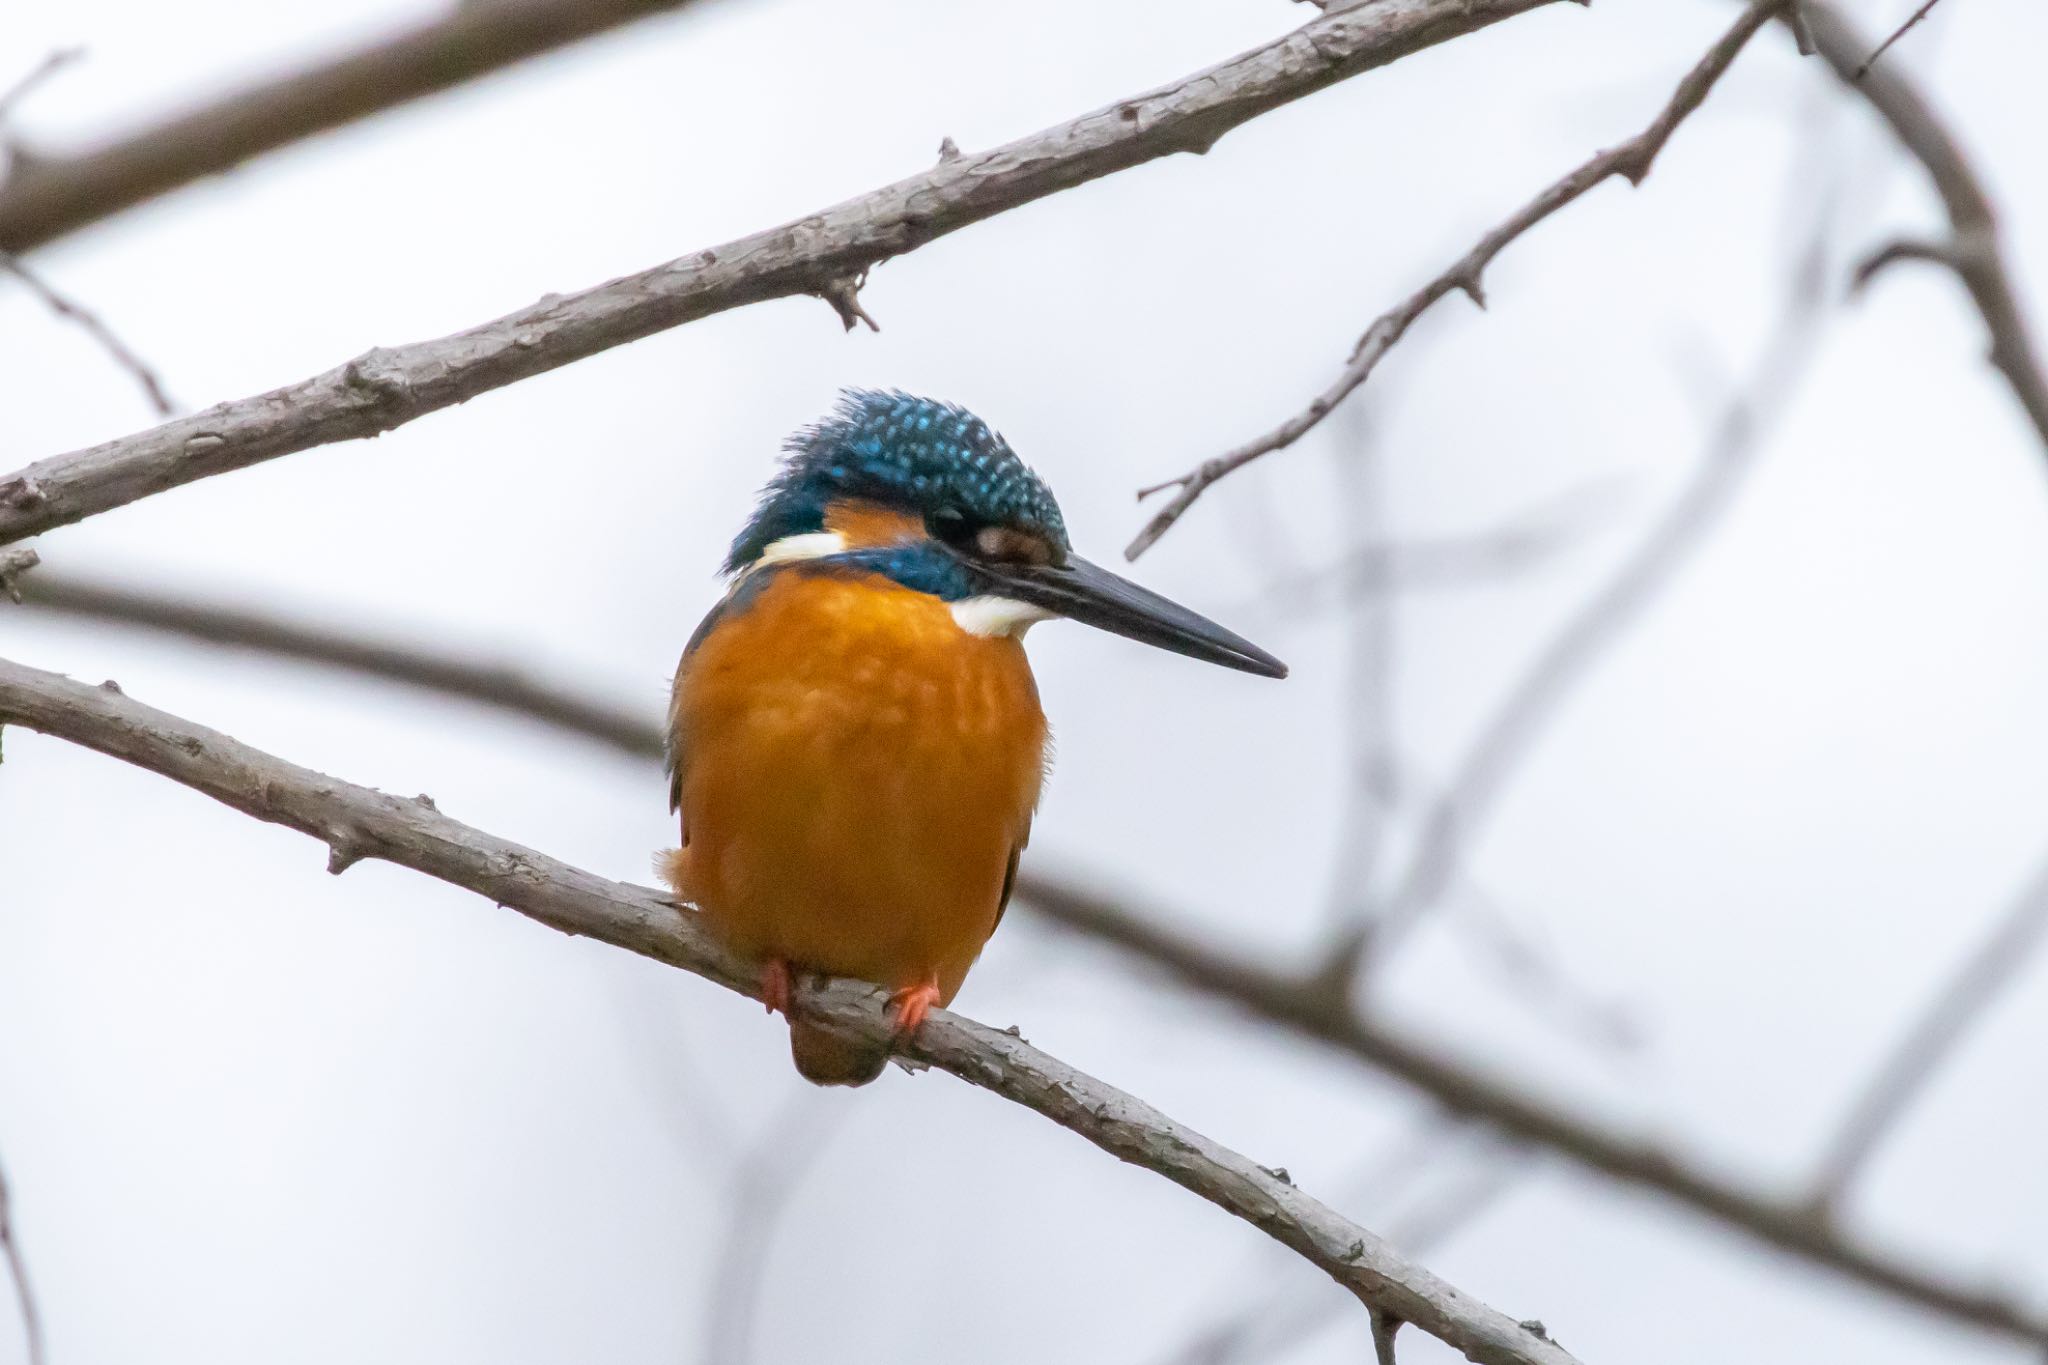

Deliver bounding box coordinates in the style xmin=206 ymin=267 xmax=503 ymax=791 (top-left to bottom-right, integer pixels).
xmin=978 ymin=554 xmax=1287 ymax=679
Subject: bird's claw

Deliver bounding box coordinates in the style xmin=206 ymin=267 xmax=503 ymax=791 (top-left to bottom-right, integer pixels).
xmin=888 ymin=977 xmax=942 ymax=1037
xmin=761 ymin=958 xmax=794 ymax=1017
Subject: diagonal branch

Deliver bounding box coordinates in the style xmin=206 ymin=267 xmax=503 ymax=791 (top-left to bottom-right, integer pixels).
xmin=0 ymin=653 xmax=1576 ymax=1365
xmin=1809 ymin=847 xmax=2048 ymax=1207
xmin=1014 ymin=878 xmax=2048 ymax=1348
xmin=0 ymin=0 xmax=1566 ymax=548
xmin=1802 ymin=0 xmax=2048 ymax=456
xmin=11 ymin=571 xmax=2048 ymax=1343
xmin=1123 ymin=0 xmax=1785 ymax=560
xmin=0 ymin=0 xmax=715 ymax=255
xmin=1 ymin=253 xmax=175 ymax=414
xmin=9 ymin=565 xmax=654 ymax=759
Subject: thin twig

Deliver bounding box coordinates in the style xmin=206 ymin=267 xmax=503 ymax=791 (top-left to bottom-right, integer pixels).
xmin=0 ymin=1153 xmax=44 ymax=1365
xmin=1803 ymin=0 xmax=2048 ymax=457
xmin=1 ymin=254 xmax=175 ymax=414
xmin=0 ymin=653 xmax=1578 ymax=1365
xmin=0 ymin=0 xmax=1566 ymax=548
xmin=0 ymin=49 xmax=83 ymax=128
xmin=1123 ymin=0 xmax=1786 ymax=560
xmin=1810 ymin=848 xmax=2048 ymax=1206
xmin=1250 ymin=472 xmax=1627 ymax=613
xmin=1321 ymin=405 xmax=1403 ymax=932
xmin=0 ymin=2 xmax=709 ymax=254
xmin=1853 ymin=0 xmax=1946 ymax=79
xmin=1442 ymin=883 xmax=1645 ymax=1057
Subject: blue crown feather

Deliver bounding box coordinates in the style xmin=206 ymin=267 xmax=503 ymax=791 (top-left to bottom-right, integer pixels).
xmin=724 ymin=390 xmax=1069 ymax=573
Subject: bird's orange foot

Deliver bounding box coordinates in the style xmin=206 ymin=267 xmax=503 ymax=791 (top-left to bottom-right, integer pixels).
xmin=887 ymin=976 xmax=942 ymax=1038
xmin=760 ymin=958 xmax=794 ymax=1017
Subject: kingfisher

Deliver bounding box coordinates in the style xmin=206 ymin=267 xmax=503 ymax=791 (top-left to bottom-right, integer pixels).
xmin=661 ymin=391 xmax=1285 ymax=1085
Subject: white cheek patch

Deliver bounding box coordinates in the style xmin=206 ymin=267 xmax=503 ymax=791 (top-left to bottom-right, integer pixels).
xmin=756 ymin=531 xmax=847 ymax=566
xmin=950 ymin=596 xmax=1055 ymax=638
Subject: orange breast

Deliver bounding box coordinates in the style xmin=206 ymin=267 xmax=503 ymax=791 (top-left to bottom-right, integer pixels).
xmin=664 ymin=567 xmax=1047 ymax=1004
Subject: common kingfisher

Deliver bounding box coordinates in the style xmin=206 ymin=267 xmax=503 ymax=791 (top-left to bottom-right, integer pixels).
xmin=661 ymin=391 xmax=1285 ymax=1085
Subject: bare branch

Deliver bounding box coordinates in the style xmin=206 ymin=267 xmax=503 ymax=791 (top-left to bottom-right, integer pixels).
xmin=0 ymin=654 xmax=1577 ymax=1365
xmin=0 ymin=0 xmax=1567 ymax=548
xmin=1342 ymin=216 xmax=1834 ymax=970
xmin=1016 ymin=876 xmax=2048 ymax=1347
xmin=1852 ymin=0 xmax=1946 ymax=79
xmin=8 ymin=566 xmax=655 ymax=758
xmin=16 ymin=570 xmax=2048 ymax=1339
xmin=0 ymin=1152 xmax=43 ymax=1365
xmin=0 ymin=0 xmax=711 ymax=255
xmin=1123 ymin=0 xmax=1785 ymax=560
xmin=1 ymin=253 xmax=175 ymax=414
xmin=0 ymin=49 xmax=83 ymax=128
xmin=1804 ymin=0 xmax=2048 ymax=457
xmin=1810 ymin=849 xmax=2048 ymax=1207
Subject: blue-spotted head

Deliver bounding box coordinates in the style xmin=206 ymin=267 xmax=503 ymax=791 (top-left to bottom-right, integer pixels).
xmin=726 ymin=390 xmax=1068 ymax=572
xmin=724 ymin=390 xmax=1285 ymax=679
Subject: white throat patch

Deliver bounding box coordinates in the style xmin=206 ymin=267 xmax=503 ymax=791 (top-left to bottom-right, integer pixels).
xmin=950 ymin=595 xmax=1054 ymax=638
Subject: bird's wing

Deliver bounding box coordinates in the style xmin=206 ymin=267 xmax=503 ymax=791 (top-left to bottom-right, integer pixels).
xmin=991 ymin=831 xmax=1026 ymax=937
xmin=667 ymin=568 xmax=788 ymax=821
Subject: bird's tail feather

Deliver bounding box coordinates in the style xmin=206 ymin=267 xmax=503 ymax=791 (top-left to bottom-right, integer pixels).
xmin=789 ymin=1019 xmax=889 ymax=1087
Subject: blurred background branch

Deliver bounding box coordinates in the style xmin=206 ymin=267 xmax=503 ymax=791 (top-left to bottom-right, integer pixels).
xmin=0 ymin=49 xmax=82 ymax=129
xmin=0 ymin=1153 xmax=42 ymax=1365
xmin=1806 ymin=0 xmax=2048 ymax=455
xmin=0 ymin=0 xmax=718 ymax=254
xmin=1810 ymin=848 xmax=2048 ymax=1209
xmin=1343 ymin=214 xmax=1836 ymax=970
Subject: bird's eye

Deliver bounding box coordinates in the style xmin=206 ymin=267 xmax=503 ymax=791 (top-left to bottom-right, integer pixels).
xmin=926 ymin=506 xmax=975 ymax=547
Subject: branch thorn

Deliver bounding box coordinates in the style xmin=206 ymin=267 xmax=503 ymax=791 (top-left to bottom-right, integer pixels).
xmin=327 ymin=836 xmax=364 ymax=875
xmin=0 ymin=547 xmax=37 ymax=602
xmin=818 ymin=272 xmax=879 ymax=333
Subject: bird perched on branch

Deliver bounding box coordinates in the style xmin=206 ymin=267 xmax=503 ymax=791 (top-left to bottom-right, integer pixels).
xmin=661 ymin=391 xmax=1284 ymax=1085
